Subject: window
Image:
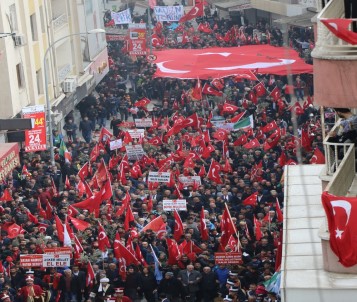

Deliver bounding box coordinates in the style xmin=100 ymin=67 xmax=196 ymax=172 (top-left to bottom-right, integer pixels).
xmin=36 ymin=69 xmax=43 ymax=94
xmin=16 ymin=63 xmax=24 ymax=88
xmin=85 ymin=0 xmax=93 ymax=14
xmin=30 ymin=13 xmax=38 ymax=41
xmin=39 ymin=7 xmax=45 ymax=33
xmin=9 ymin=4 xmax=18 ymax=32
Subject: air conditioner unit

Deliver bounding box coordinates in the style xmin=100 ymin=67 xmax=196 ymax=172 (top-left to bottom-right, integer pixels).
xmin=14 ymin=35 xmax=26 ymax=47
xmin=62 ymin=77 xmax=77 ymax=93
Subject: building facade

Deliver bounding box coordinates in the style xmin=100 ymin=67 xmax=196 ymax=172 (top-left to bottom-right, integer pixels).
xmin=0 ymin=0 xmax=108 ymax=142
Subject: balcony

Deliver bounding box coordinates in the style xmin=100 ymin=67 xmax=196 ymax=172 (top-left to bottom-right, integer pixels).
xmin=318 ymin=124 xmax=357 ymax=273
xmin=311 ymin=0 xmax=357 ymax=107
xmin=52 ymin=14 xmax=68 ymax=32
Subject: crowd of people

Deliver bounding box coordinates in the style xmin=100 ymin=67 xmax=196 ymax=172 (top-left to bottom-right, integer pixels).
xmin=0 ymin=6 xmax=326 ymax=302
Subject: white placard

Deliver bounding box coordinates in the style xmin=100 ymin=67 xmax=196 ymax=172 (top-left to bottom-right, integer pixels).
xmin=154 ymin=6 xmax=184 ymax=22
xmin=111 ymin=9 xmax=132 ymax=24
xmin=110 ymin=139 xmax=123 ymax=150
xmin=125 ymin=145 xmax=146 ymax=160
xmin=42 ymin=254 xmax=70 ymax=267
xmin=148 ymin=172 xmax=171 ymax=183
xmin=128 ymin=129 xmax=145 ymax=139
xmin=163 ymin=199 xmax=187 ymax=211
xmin=211 ymin=120 xmax=235 ymax=131
xmin=178 ymin=176 xmax=201 ymax=187
xmin=135 ymin=118 xmax=153 ymax=128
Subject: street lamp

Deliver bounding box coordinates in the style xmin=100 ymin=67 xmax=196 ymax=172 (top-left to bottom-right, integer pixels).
xmin=44 ymin=28 xmax=105 ymax=166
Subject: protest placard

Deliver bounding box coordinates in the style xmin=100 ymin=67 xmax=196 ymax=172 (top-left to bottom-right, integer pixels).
xmin=135 ymin=118 xmax=153 ymax=128
xmin=214 ymin=252 xmax=243 ymax=264
xmin=128 ymin=129 xmax=145 ymax=139
xmin=125 ymin=145 xmax=146 ymax=160
xmin=163 ymin=199 xmax=187 ymax=211
xmin=178 ymin=176 xmax=201 ymax=187
xmin=110 ymin=139 xmax=123 ymax=150
xmin=154 ymin=6 xmax=184 ymax=22
xmin=148 ymin=172 xmax=171 ymax=183
xmin=111 ymin=9 xmax=132 ymax=24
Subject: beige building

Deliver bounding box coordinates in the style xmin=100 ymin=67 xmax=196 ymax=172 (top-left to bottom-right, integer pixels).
xmin=0 ymin=0 xmax=108 ymax=143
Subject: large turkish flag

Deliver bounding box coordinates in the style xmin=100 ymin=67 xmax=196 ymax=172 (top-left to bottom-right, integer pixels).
xmin=153 ymin=45 xmax=313 ymax=79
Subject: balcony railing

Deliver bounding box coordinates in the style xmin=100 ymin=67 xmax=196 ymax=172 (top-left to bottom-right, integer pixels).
xmin=52 ymin=14 xmax=68 ymax=32
xmin=312 ymin=0 xmax=357 ymax=58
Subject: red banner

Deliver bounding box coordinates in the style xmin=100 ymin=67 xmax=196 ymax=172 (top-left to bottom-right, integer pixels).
xmin=43 ymin=247 xmax=72 ymax=255
xmin=0 ymin=143 xmax=20 ymax=183
xmin=214 ymin=252 xmax=242 ymax=264
xmin=22 ymin=105 xmax=47 ymax=152
xmin=20 ymin=254 xmax=43 ymax=268
xmin=128 ymin=24 xmax=147 ymax=56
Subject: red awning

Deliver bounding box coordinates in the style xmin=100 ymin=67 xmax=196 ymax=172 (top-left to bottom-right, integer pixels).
xmin=0 ymin=143 xmax=20 ymax=182
xmin=153 ymin=45 xmax=313 ymax=79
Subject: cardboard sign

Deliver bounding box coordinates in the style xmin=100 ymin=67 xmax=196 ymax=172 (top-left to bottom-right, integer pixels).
xmin=178 ymin=176 xmax=201 ymax=187
xmin=163 ymin=199 xmax=187 ymax=211
xmin=20 ymin=255 xmax=44 ymax=268
xmin=43 ymin=247 xmax=72 ymax=255
xmin=154 ymin=6 xmax=184 ymax=22
xmin=148 ymin=172 xmax=171 ymax=183
xmin=22 ymin=105 xmax=47 ymax=152
xmin=111 ymin=9 xmax=132 ymax=24
xmin=214 ymin=252 xmax=242 ymax=265
xmin=43 ymin=254 xmax=71 ymax=267
xmin=110 ymin=139 xmax=123 ymax=150
xmin=128 ymin=129 xmax=145 ymax=139
xmin=135 ymin=118 xmax=153 ymax=128
xmin=125 ymin=145 xmax=146 ymax=160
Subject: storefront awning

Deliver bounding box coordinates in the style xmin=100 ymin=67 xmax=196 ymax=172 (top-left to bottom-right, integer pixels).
xmin=273 ymin=11 xmax=316 ymax=28
xmin=0 ymin=143 xmax=20 ymax=182
xmin=214 ymin=0 xmax=252 ymax=12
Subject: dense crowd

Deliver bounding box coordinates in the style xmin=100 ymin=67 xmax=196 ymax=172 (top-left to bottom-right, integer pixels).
xmin=0 ymin=7 xmax=326 ymax=302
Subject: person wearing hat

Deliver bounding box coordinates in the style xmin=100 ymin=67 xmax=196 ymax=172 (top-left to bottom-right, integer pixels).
xmin=92 ymin=278 xmax=115 ymax=302
xmin=17 ymin=275 xmax=44 ymax=302
xmin=109 ymin=288 xmax=131 ymax=302
xmin=0 ymin=293 xmax=11 ymax=302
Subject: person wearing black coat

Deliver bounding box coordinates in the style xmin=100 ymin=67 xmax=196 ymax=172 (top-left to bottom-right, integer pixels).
xmin=124 ymin=267 xmax=141 ymax=301
xmin=138 ymin=268 xmax=157 ymax=302
xmin=158 ymin=272 xmax=182 ymax=302
xmin=200 ymin=267 xmax=218 ymax=302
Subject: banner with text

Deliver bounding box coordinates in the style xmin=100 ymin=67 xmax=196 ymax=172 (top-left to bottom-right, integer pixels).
xmin=135 ymin=118 xmax=153 ymax=128
xmin=154 ymin=6 xmax=184 ymax=22
xmin=110 ymin=139 xmax=123 ymax=150
xmin=148 ymin=172 xmax=171 ymax=183
xmin=22 ymin=105 xmax=47 ymax=152
xmin=128 ymin=129 xmax=145 ymax=139
xmin=125 ymin=145 xmax=146 ymax=160
xmin=214 ymin=252 xmax=242 ymax=265
xmin=20 ymin=255 xmax=44 ymax=268
xmin=128 ymin=23 xmax=147 ymax=56
xmin=43 ymin=254 xmax=71 ymax=267
xmin=178 ymin=176 xmax=202 ymax=187
xmin=111 ymin=9 xmax=132 ymax=24
xmin=163 ymin=199 xmax=187 ymax=211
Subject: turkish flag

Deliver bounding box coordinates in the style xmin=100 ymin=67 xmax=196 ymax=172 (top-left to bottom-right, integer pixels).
xmin=148 ymin=136 xmax=163 ymax=146
xmin=200 ymin=207 xmax=209 ymax=241
xmin=226 ymin=235 xmax=239 ymax=252
xmin=0 ymin=189 xmax=12 ymax=202
xmin=243 ymin=138 xmax=260 ymax=149
xmin=222 ymin=103 xmax=239 ymax=114
xmin=26 ymin=211 xmax=38 ymax=224
xmin=262 ymin=120 xmax=278 ymax=133
xmin=263 ymin=130 xmax=281 ymax=151
xmin=45 ymin=200 xmax=53 ymax=219
xmin=278 ymin=151 xmax=287 ymax=167
xmin=207 ymin=159 xmax=222 ymax=184
xmin=55 ymin=215 xmax=64 ymax=242
xmin=78 ymin=162 xmax=90 ymax=181
xmin=99 ymin=127 xmax=112 ymax=143
xmin=114 ymin=233 xmax=140 ymax=265
xmin=202 ymin=83 xmax=223 ymax=96
xmin=222 ymin=158 xmax=233 ymax=173
xmin=68 ymin=216 xmax=91 ymax=231
xmin=290 ymin=101 xmax=304 ymax=115
xmin=179 ymin=4 xmax=204 ymax=23
xmin=213 ymin=129 xmax=228 ymax=141
xmin=134 ymin=97 xmax=151 ymax=108
xmin=180 ymin=113 xmax=199 ymax=129
xmin=255 ymin=82 xmax=267 ymax=97
xmin=124 ymin=206 xmax=135 ymax=231
xmin=303 ymin=95 xmax=314 ymax=109
xmin=174 ymin=210 xmax=184 ymax=242
xmin=197 ymin=22 xmax=212 ymax=34
xmin=269 ymin=86 xmax=281 ymax=101
xmin=74 ymin=235 xmax=84 ymax=259
xmin=243 ymin=192 xmax=258 ymax=206
xmin=141 ymin=216 xmax=165 ymax=233
xmin=233 ymin=71 xmax=258 ymax=82
xmin=167 ymin=238 xmax=181 ymax=265
xmin=254 ymin=217 xmax=263 ymax=241
xmin=248 ymin=91 xmax=258 ymax=104
xmin=101 ymin=180 xmax=113 ymax=201
xmin=220 ymin=203 xmax=236 ymax=247
xmin=230 ymin=111 xmax=246 ymax=123
xmin=191 ymin=80 xmax=202 ymax=100
xmin=73 ymin=186 xmax=105 ymax=217
xmin=233 ymin=134 xmax=248 ymax=146
xmin=65 ymin=175 xmax=71 ymax=190
xmin=286 ymin=159 xmax=298 ymax=165
xmin=135 ymin=244 xmax=148 ymax=267
xmin=321 ymin=18 xmax=357 ymax=45
xmin=90 ymin=144 xmax=99 ymax=162
xmin=131 ymin=162 xmax=143 ymax=179
xmin=86 ymin=261 xmax=95 ymax=287
xmin=68 ymin=205 xmax=79 ymax=217
xmin=38 ymin=223 xmax=49 ymax=234
xmin=310 ymin=148 xmax=325 ymax=164
xmin=98 ymin=223 xmax=111 ymax=252
xmin=275 ymin=198 xmax=283 ymax=223
xmin=321 ymin=191 xmax=357 ymax=267
xmin=7 ymin=223 xmax=25 ymax=239
xmin=123 ymin=131 xmax=133 ymax=144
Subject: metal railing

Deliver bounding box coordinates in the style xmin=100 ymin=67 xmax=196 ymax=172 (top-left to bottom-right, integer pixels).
xmin=312 ymin=0 xmax=357 ymax=58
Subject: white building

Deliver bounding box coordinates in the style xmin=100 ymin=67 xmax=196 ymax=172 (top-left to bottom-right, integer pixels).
xmin=0 ymin=0 xmax=108 ymax=142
